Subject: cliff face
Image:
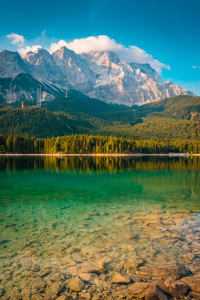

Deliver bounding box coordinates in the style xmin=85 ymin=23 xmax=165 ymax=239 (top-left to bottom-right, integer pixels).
xmin=0 ymin=49 xmax=30 ymax=78
xmin=21 ymin=48 xmax=64 ymax=84
xmin=83 ymin=52 xmax=194 ymax=105
xmin=52 ymin=47 xmax=95 ymax=92
xmin=0 ymin=48 xmax=195 ymax=105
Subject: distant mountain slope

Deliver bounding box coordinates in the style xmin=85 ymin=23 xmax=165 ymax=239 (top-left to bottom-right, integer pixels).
xmin=42 ymin=90 xmax=140 ymax=124
xmin=132 ymin=117 xmax=200 ymax=140
xmin=136 ymin=95 xmax=200 ymax=120
xmin=0 ymin=73 xmax=65 ymax=104
xmin=0 ymin=49 xmax=30 ymax=78
xmin=0 ymin=105 xmax=96 ymax=138
xmin=0 ymin=94 xmax=200 ymax=140
xmin=129 ymin=95 xmax=200 ymax=140
xmin=0 ymin=91 xmax=141 ymax=138
xmin=0 ymin=48 xmax=195 ymax=105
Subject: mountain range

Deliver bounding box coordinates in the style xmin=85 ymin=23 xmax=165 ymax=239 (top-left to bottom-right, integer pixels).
xmin=0 ymin=47 xmax=195 ymax=106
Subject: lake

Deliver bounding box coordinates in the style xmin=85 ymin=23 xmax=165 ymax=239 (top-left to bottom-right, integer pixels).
xmin=0 ymin=156 xmax=200 ymax=299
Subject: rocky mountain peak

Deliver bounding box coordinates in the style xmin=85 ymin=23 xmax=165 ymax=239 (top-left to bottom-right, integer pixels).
xmin=97 ymin=51 xmax=120 ymax=63
xmin=26 ymin=51 xmax=34 ymax=55
xmin=0 ymin=47 xmax=196 ymax=105
xmin=85 ymin=51 xmax=121 ymax=67
xmin=22 ymin=47 xmax=64 ymax=84
xmin=52 ymin=46 xmax=95 ymax=92
xmin=0 ymin=49 xmax=30 ymax=78
xmin=1 ymin=49 xmax=22 ymax=60
xmin=22 ymin=48 xmax=52 ymax=62
xmin=53 ymin=46 xmax=78 ymax=60
xmin=35 ymin=47 xmax=45 ymax=53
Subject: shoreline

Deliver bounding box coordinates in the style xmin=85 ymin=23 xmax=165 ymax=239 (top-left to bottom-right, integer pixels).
xmin=0 ymin=153 xmax=198 ymax=157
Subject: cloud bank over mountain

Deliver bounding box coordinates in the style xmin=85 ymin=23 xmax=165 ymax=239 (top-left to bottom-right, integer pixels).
xmin=48 ymin=35 xmax=170 ymax=74
xmin=19 ymin=45 xmax=42 ymax=55
xmin=7 ymin=34 xmax=170 ymax=74
xmin=0 ymin=46 xmax=194 ymax=105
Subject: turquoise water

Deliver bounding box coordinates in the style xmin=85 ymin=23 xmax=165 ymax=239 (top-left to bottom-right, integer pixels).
xmin=0 ymin=156 xmax=200 ymax=298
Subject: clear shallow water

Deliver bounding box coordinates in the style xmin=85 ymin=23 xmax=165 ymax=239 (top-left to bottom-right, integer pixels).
xmin=0 ymin=156 xmax=200 ymax=298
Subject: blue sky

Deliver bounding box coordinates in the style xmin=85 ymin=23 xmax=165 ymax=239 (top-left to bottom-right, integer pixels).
xmin=0 ymin=0 xmax=200 ymax=95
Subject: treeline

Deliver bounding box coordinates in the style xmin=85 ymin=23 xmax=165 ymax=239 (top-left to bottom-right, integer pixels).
xmin=1 ymin=134 xmax=200 ymax=154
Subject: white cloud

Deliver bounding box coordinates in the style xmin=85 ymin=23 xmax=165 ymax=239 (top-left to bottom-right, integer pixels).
xmin=192 ymin=66 xmax=197 ymax=69
xmin=117 ymin=46 xmax=170 ymax=74
xmin=18 ymin=45 xmax=42 ymax=55
xmin=49 ymin=35 xmax=123 ymax=54
xmin=10 ymin=34 xmax=170 ymax=73
xmin=7 ymin=33 xmax=25 ymax=46
xmin=6 ymin=32 xmax=43 ymax=55
xmin=49 ymin=39 xmax=68 ymax=53
xmin=48 ymin=35 xmax=170 ymax=74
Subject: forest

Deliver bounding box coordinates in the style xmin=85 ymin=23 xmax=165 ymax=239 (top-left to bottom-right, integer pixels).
xmin=1 ymin=134 xmax=200 ymax=154
xmin=0 ymin=94 xmax=200 ymax=140
xmin=0 ymin=94 xmax=200 ymax=153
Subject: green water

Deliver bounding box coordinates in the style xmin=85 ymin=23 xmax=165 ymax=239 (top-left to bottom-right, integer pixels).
xmin=0 ymin=156 xmax=200 ymax=297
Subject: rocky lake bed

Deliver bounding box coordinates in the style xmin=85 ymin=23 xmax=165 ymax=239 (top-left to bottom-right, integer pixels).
xmin=0 ymin=156 xmax=200 ymax=299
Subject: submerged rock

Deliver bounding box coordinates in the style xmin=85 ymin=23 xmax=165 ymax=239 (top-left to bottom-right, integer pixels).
xmin=79 ymin=272 xmax=96 ymax=282
xmin=99 ymin=212 xmax=109 ymax=216
xmin=128 ymin=282 xmax=168 ymax=300
xmin=78 ymin=291 xmax=91 ymax=299
xmin=127 ymin=282 xmax=150 ymax=298
xmin=158 ymin=278 xmax=189 ymax=297
xmin=124 ymin=259 xmax=144 ymax=270
xmin=114 ymin=214 xmax=123 ymax=219
xmin=30 ymin=264 xmax=40 ymax=272
xmin=45 ymin=282 xmax=64 ymax=300
xmin=111 ymin=273 xmax=131 ymax=284
xmin=181 ymin=275 xmax=200 ymax=293
xmin=139 ymin=262 xmax=185 ymax=279
xmin=68 ymin=277 xmax=85 ymax=292
xmin=145 ymin=285 xmax=168 ymax=300
xmin=129 ymin=275 xmax=142 ymax=283
xmin=79 ymin=261 xmax=107 ymax=274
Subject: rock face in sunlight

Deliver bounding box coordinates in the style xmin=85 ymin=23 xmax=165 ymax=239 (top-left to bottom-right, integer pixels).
xmin=22 ymin=48 xmax=64 ymax=84
xmin=0 ymin=47 xmax=195 ymax=105
xmin=52 ymin=47 xmax=95 ymax=92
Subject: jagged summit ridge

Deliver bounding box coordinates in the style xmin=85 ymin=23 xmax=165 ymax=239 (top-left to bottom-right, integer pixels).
xmin=0 ymin=47 xmax=195 ymax=105
xmin=21 ymin=48 xmax=64 ymax=84
xmin=52 ymin=47 xmax=95 ymax=92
